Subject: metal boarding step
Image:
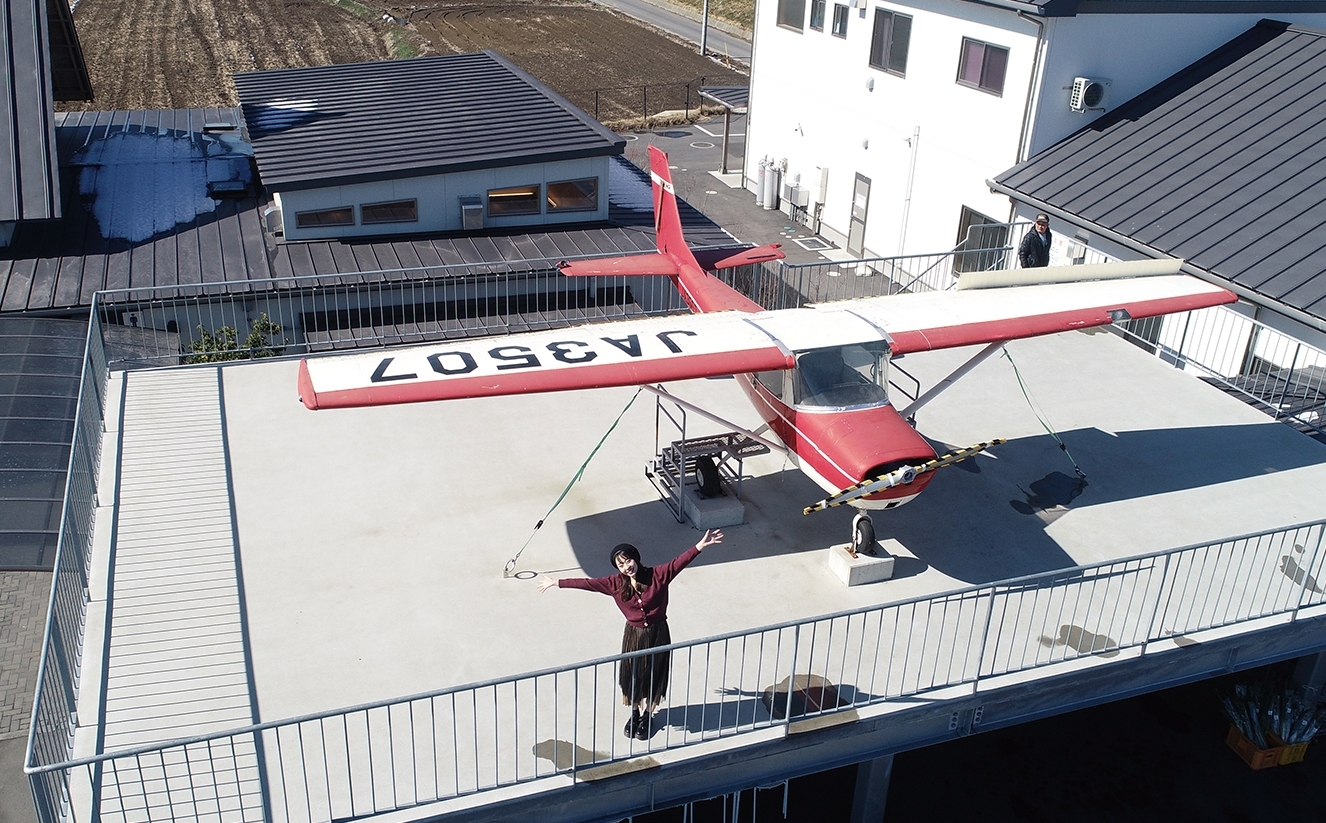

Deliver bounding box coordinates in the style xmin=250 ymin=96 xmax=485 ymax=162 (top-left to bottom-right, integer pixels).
xmin=646 ymin=431 xmax=770 ymax=523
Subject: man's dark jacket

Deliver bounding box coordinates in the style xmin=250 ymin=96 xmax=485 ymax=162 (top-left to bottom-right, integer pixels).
xmin=1018 ymin=227 xmax=1052 ymax=268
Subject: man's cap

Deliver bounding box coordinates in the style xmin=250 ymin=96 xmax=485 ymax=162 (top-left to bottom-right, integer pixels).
xmin=1035 ymin=214 xmax=1049 ymax=224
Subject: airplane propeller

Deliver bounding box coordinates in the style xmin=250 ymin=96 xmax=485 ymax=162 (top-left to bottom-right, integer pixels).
xmin=802 ymin=439 xmax=1007 ymax=515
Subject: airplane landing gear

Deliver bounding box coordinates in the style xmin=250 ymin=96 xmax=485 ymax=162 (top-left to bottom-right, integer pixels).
xmin=850 ymin=512 xmax=876 ymax=557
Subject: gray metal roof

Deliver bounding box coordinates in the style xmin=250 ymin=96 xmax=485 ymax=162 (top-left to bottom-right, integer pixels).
xmin=47 ymin=0 xmax=93 ymax=102
xmin=1023 ymin=0 xmax=1326 ymax=16
xmin=3 ymin=0 xmax=59 ymax=222
xmin=0 ymin=108 xmax=733 ymax=313
xmin=992 ymin=19 xmax=1326 ymax=322
xmin=234 ymin=52 xmax=627 ymax=192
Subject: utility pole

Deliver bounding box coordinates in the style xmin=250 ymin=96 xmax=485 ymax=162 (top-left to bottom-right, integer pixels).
xmin=700 ymin=0 xmax=710 ymax=55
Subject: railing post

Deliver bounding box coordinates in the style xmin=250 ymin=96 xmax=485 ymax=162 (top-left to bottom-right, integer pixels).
xmin=973 ymin=586 xmax=997 ymax=683
xmin=1275 ymin=342 xmax=1302 ymax=417
xmin=1293 ymin=524 xmax=1326 ymax=619
xmin=1144 ymin=551 xmax=1175 ymax=647
xmin=1174 ymin=312 xmax=1193 ymax=365
xmin=782 ymin=626 xmax=800 ymax=725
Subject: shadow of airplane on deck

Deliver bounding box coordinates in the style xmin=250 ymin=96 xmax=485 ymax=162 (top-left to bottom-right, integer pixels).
xmin=561 ymin=422 xmax=1325 ymax=587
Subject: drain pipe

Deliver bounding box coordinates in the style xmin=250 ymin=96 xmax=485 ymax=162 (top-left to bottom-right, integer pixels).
xmin=897 ymin=127 xmax=920 ymax=257
xmin=1009 ymin=11 xmax=1047 ymax=225
xmin=1015 ymin=11 xmax=1047 ymax=166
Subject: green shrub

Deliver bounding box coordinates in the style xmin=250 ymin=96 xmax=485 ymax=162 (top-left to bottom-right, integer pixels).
xmin=184 ymin=313 xmax=287 ymax=364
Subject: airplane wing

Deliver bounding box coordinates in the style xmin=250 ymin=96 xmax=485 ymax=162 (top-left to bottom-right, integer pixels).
xmin=300 ymin=260 xmax=1234 ymax=410
xmin=298 ymin=312 xmax=794 ymax=410
xmin=842 ymin=266 xmax=1235 ymax=355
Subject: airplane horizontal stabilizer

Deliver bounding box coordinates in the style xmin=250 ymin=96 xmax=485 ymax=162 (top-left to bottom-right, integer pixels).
xmin=558 ymin=253 xmax=680 ymax=278
xmin=706 ymin=244 xmax=785 ymax=271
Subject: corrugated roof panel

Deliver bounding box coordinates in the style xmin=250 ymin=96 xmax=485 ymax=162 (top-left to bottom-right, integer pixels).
xmin=0 ymin=110 xmax=733 ymax=312
xmin=994 ymin=20 xmax=1326 ymax=322
xmin=235 ymin=52 xmax=626 ymax=191
xmin=1 ymin=0 xmax=63 ymax=222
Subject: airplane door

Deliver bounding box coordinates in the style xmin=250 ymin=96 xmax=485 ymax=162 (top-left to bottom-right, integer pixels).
xmin=847 ymin=173 xmax=871 ymax=256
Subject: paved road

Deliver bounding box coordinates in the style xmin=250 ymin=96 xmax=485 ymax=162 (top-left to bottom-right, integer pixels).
xmin=590 ymin=0 xmax=752 ymax=64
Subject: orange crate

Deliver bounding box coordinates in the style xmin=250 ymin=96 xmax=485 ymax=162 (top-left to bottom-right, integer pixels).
xmin=1226 ymin=724 xmax=1283 ymax=770
xmin=1267 ymin=732 xmax=1311 ymax=765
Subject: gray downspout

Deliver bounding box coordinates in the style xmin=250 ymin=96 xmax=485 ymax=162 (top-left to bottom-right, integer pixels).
xmin=1011 ymin=11 xmax=1047 ymax=223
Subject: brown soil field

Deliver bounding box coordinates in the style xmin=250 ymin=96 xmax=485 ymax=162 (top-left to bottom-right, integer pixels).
xmin=63 ymin=0 xmax=746 ymax=121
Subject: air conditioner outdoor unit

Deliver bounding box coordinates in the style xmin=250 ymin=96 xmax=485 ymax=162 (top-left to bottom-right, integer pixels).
xmin=1070 ymin=77 xmax=1110 ymax=112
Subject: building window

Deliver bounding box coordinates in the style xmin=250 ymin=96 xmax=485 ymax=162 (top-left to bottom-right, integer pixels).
xmin=360 ymin=199 xmax=418 ymax=225
xmin=294 ymin=206 xmax=354 ymax=228
xmin=777 ymin=0 xmax=806 ymax=31
xmin=487 ymin=185 xmax=541 ymax=217
xmin=869 ymin=9 xmax=911 ymax=76
xmin=831 ymin=4 xmax=849 ymax=37
xmin=547 ymin=178 xmax=599 ymax=212
xmin=957 ymin=38 xmax=1009 ymax=95
xmin=809 ymin=0 xmax=826 ymax=31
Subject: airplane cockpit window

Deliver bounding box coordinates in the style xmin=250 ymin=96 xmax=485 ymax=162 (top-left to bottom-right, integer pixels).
xmin=793 ymin=341 xmax=890 ymax=408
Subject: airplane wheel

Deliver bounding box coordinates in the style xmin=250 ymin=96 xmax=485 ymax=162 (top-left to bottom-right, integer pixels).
xmin=695 ymin=456 xmax=723 ymax=498
xmin=852 ymin=514 xmax=876 ymax=556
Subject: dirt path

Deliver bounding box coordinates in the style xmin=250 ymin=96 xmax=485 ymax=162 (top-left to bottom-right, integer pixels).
xmin=64 ymin=0 xmax=745 ymax=117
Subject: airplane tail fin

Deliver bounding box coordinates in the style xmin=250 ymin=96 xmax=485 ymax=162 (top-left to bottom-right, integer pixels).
xmin=648 ymin=145 xmax=689 ymax=259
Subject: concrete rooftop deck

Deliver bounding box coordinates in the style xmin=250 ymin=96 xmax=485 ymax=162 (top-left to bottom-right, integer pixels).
xmin=60 ymin=322 xmax=1326 ymax=823
xmin=81 ymin=324 xmax=1326 ymax=735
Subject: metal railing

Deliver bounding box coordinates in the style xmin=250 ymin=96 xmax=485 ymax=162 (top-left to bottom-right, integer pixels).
xmin=28 ymin=505 xmax=1326 ymax=823
xmin=563 ymin=78 xmax=716 ymax=125
xmin=93 ymin=255 xmax=687 ymax=370
xmin=715 ymin=246 xmax=1013 ymax=312
xmin=26 ymin=304 xmax=110 ymax=823
xmin=25 ymin=245 xmax=1326 ymax=823
xmin=1114 ymin=307 xmax=1326 ymax=438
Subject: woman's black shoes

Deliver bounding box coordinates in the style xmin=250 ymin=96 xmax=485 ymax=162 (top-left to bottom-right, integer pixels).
xmin=624 ymin=709 xmax=641 ymax=739
xmin=634 ymin=710 xmax=651 ymax=740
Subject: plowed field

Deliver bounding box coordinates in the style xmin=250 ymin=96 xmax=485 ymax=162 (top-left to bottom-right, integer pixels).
xmin=62 ymin=0 xmax=746 ymax=120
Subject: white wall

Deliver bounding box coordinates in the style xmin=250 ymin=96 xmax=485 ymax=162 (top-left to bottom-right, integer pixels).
xmin=748 ymin=0 xmax=1040 ymax=257
xmin=750 ymin=4 xmax=1326 ymax=261
xmin=1029 ymin=14 xmax=1326 ymax=154
xmin=277 ymin=156 xmax=611 ymax=241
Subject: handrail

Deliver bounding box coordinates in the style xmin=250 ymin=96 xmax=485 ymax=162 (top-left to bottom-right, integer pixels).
xmin=27 ymin=515 xmax=1326 ymax=776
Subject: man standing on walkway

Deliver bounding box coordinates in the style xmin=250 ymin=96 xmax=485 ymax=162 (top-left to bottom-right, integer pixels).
xmin=1018 ymin=214 xmax=1052 ymax=268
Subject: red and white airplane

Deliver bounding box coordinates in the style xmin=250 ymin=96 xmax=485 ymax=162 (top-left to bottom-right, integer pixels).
xmin=298 ymin=146 xmax=1235 ymax=517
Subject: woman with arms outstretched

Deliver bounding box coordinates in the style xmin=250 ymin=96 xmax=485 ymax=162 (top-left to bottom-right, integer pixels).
xmin=538 ymin=529 xmax=724 ymax=740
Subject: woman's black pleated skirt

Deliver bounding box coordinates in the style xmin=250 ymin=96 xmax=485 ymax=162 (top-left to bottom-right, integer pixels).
xmin=620 ymin=621 xmax=670 ymax=705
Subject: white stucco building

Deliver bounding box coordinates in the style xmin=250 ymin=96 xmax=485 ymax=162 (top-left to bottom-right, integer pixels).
xmin=746 ymin=0 xmax=1326 ymax=259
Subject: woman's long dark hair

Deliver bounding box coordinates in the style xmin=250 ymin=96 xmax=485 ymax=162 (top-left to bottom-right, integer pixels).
xmin=611 ymin=544 xmax=653 ymax=600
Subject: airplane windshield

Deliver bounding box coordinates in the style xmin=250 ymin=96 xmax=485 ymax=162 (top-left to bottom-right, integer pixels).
xmin=793 ymin=341 xmax=891 ymax=409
